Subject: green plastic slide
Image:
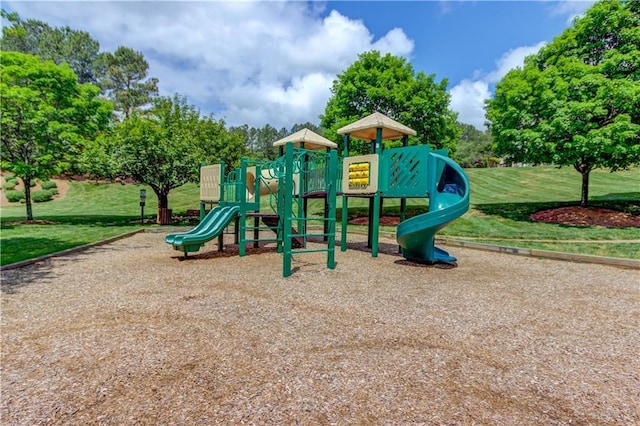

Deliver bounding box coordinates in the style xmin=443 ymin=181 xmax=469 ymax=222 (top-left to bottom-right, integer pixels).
xmin=165 ymin=205 xmax=240 ymax=255
xmin=396 ymin=153 xmax=470 ymax=263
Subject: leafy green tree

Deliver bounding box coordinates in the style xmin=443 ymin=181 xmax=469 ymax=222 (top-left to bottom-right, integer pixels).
xmin=235 ymin=124 xmax=288 ymax=161
xmin=195 ymin=116 xmax=247 ymax=170
xmin=290 ymin=121 xmax=322 ymax=135
xmin=453 ymin=123 xmax=495 ymax=168
xmin=486 ymin=0 xmax=640 ymax=206
xmin=0 ymin=52 xmax=112 ymax=220
xmin=114 ymin=94 xmax=246 ymax=221
xmin=77 ymin=132 xmax=121 ymax=182
xmin=321 ymin=51 xmax=460 ymax=154
xmin=1 ymin=10 xmax=101 ymax=84
xmin=1 ymin=10 xmax=48 ymax=54
xmin=96 ymin=46 xmax=159 ymax=119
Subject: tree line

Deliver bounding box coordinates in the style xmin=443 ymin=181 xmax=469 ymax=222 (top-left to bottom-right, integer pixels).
xmin=2 ymin=0 xmax=636 ymax=221
xmin=0 ymin=9 xmax=475 ymax=221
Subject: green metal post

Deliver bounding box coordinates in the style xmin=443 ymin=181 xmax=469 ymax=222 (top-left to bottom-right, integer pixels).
xmin=253 ymin=216 xmax=259 ymax=248
xmin=217 ymin=162 xmax=226 ymax=251
xmin=367 ymin=198 xmax=374 ymax=248
xmin=341 ymin=134 xmax=349 ymax=251
xmin=341 ymin=195 xmax=348 ymax=251
xmin=253 ymin=162 xmax=260 ymax=210
xmin=199 ymin=163 xmax=207 ymax=220
xmin=323 ymin=198 xmax=329 ymax=242
xmin=276 ymin=164 xmax=285 ymax=254
xmin=400 ymin=135 xmax=408 ymax=225
xmin=219 ymin=162 xmax=226 ymax=205
xmin=283 ymin=143 xmax=294 ymax=277
xmin=371 ymin=192 xmax=381 ymax=257
xmin=324 ymin=146 xmax=330 ymax=242
xmin=375 ymin=128 xmax=382 ymax=153
xmin=343 ymin=134 xmax=350 ymax=157
xmin=327 ymin=149 xmax=338 ymax=269
xmin=218 ymin=230 xmax=224 ymax=252
xmin=299 ymin=143 xmax=306 ymax=246
xmin=369 ymin=128 xmax=384 ymax=255
xmin=303 ymin=197 xmax=309 ymax=245
xmin=238 ymin=158 xmax=248 ymax=257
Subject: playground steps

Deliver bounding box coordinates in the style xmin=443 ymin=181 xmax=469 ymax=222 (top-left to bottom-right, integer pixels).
xmin=249 ymin=213 xmax=303 ymax=248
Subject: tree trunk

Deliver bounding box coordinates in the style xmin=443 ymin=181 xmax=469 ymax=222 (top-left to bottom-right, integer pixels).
xmin=574 ymin=159 xmax=592 ymax=208
xmin=157 ymin=191 xmax=169 ymax=209
xmin=156 ymin=191 xmax=171 ymax=225
xmin=23 ymin=177 xmax=33 ymax=221
xmin=580 ymin=170 xmax=590 ymax=207
xmin=157 ymin=208 xmax=172 ymax=225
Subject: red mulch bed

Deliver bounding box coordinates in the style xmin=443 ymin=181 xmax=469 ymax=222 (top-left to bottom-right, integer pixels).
xmin=349 ymin=216 xmax=401 ymax=226
xmin=530 ymin=206 xmax=640 ymax=228
xmin=348 ymin=207 xmax=639 ymax=228
xmin=4 ymin=220 xmax=60 ymax=225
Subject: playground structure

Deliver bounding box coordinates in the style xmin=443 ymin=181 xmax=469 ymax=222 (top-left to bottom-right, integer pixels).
xmin=338 ymin=112 xmax=470 ymax=263
xmin=166 ymin=129 xmax=339 ymax=277
xmin=166 ymin=112 xmax=470 ymax=276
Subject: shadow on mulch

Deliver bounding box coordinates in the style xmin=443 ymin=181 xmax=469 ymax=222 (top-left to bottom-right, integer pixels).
xmin=1 ymin=261 xmax=57 ymax=294
xmin=394 ymin=259 xmax=457 ymax=269
xmin=342 ymin=240 xmax=402 ymax=257
xmin=345 ymin=240 xmax=458 ymax=268
xmin=173 ymin=245 xmax=279 ymax=261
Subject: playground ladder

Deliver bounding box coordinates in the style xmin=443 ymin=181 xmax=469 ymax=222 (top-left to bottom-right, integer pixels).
xmin=280 ymin=143 xmax=338 ymax=277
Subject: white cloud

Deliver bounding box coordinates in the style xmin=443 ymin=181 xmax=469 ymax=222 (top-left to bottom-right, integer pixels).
xmin=485 ymin=42 xmax=547 ymax=83
xmin=4 ymin=1 xmax=413 ymax=129
xmin=449 ymin=42 xmax=546 ymax=130
xmin=448 ymin=0 xmax=598 ymax=130
xmin=549 ymin=0 xmax=596 ymax=24
xmin=449 ymin=80 xmax=491 ymax=130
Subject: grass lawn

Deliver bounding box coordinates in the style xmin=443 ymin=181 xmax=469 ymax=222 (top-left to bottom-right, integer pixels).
xmin=1 ymin=166 xmax=638 ymax=265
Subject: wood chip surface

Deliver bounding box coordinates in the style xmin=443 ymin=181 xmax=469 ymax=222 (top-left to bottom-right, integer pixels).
xmin=1 ymin=232 xmax=639 ymax=425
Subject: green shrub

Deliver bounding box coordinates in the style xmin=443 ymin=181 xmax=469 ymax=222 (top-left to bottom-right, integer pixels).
xmin=40 ymin=180 xmax=58 ymax=190
xmin=31 ymin=190 xmax=55 ymax=203
xmin=2 ymin=180 xmax=17 ymax=191
xmin=29 ymin=180 xmax=36 ymax=187
xmin=5 ymin=190 xmax=25 ymax=202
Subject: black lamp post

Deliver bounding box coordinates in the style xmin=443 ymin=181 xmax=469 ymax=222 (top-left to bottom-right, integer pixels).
xmin=139 ymin=189 xmax=147 ymax=224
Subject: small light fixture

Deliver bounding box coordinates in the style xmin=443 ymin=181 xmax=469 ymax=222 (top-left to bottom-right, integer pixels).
xmin=139 ymin=189 xmax=147 ymax=224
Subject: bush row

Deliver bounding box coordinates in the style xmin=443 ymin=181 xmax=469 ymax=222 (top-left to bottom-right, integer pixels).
xmin=4 ymin=189 xmax=58 ymax=203
xmin=3 ymin=179 xmax=58 ymax=189
xmin=3 ymin=179 xmax=17 ymax=191
xmin=4 ymin=190 xmax=24 ymax=202
xmin=40 ymin=180 xmax=58 ymax=190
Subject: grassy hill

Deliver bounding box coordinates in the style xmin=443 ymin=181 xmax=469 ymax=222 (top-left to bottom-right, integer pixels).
xmin=1 ymin=166 xmax=638 ymax=265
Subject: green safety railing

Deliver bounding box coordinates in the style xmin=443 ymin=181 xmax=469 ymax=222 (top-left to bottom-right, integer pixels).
xmin=213 ymin=145 xmax=338 ymax=276
xmin=220 ymin=169 xmax=241 ymax=204
xmin=280 ymin=143 xmax=338 ymax=277
xmin=380 ymin=145 xmax=431 ymax=198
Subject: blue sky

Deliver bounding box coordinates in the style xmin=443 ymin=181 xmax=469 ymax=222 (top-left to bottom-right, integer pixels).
xmin=3 ymin=1 xmax=595 ymax=130
xmin=330 ymin=1 xmax=570 ymax=82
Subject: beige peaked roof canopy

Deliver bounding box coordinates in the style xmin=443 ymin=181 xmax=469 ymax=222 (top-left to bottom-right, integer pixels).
xmin=272 ymin=128 xmax=338 ymax=151
xmin=337 ymin=111 xmax=417 ymax=141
